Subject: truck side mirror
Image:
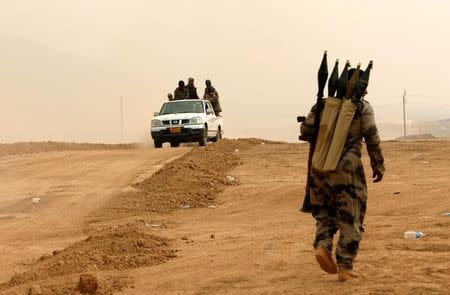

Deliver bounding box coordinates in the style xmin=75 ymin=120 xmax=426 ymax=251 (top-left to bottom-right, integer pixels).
xmin=153 ymin=112 xmax=159 ymax=116
xmin=206 ymin=109 xmax=214 ymax=115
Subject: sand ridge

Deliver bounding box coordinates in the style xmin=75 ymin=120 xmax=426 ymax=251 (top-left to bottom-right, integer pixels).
xmin=0 ymin=142 xmax=135 ymax=158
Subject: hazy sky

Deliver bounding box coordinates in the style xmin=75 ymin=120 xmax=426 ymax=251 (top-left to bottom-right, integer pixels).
xmin=1 ymin=0 xmax=449 ymax=143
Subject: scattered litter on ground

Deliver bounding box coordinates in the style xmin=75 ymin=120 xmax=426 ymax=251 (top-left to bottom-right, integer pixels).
xmin=145 ymin=223 xmax=162 ymax=228
xmin=421 ymin=161 xmax=429 ymax=164
xmin=234 ymin=149 xmax=240 ymax=153
xmin=32 ymin=197 xmax=41 ymax=204
xmin=210 ymin=234 xmax=215 ymax=239
xmin=404 ymin=231 xmax=425 ymax=239
xmin=181 ymin=236 xmax=188 ymax=241
xmin=180 ymin=204 xmax=191 ymax=209
xmin=413 ymin=153 xmax=423 ymax=157
xmin=419 ymin=216 xmax=432 ymax=221
xmin=226 ymin=176 xmax=235 ymax=184
xmin=393 ymin=192 xmax=401 ymax=195
xmin=441 ymin=212 xmax=450 ymax=216
xmin=261 ymin=142 xmax=266 ymax=145
xmin=209 ymin=205 xmax=216 ymax=209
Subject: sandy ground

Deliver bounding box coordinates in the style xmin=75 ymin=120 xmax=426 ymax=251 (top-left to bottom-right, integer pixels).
xmin=0 ymin=140 xmax=449 ymax=294
xmin=0 ymin=145 xmax=189 ymax=284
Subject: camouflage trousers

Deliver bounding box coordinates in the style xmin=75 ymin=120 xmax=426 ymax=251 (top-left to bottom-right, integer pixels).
xmin=309 ymin=167 xmax=367 ymax=269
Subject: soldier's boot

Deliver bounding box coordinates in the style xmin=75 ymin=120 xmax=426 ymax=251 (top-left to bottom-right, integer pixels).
xmin=338 ymin=265 xmax=360 ymax=282
xmin=315 ymin=245 xmax=337 ymax=274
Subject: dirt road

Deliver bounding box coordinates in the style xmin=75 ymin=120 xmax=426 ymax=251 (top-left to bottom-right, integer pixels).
xmin=119 ymin=141 xmax=449 ymax=295
xmin=0 ymin=146 xmax=189 ymax=283
xmin=1 ymin=140 xmax=449 ymax=294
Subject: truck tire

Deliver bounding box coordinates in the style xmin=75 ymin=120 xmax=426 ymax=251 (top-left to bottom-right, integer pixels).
xmin=170 ymin=141 xmax=180 ymax=148
xmin=215 ymin=126 xmax=222 ymax=142
xmin=199 ymin=127 xmax=207 ymax=146
xmin=211 ymin=126 xmax=222 ymax=142
xmin=154 ymin=140 xmax=163 ymax=148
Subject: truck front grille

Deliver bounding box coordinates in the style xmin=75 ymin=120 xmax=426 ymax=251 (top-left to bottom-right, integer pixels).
xmin=161 ymin=119 xmax=189 ymax=125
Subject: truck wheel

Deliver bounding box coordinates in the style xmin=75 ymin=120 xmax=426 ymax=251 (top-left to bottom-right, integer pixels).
xmin=215 ymin=127 xmax=222 ymax=142
xmin=154 ymin=140 xmax=163 ymax=148
xmin=199 ymin=127 xmax=207 ymax=146
xmin=170 ymin=141 xmax=180 ymax=148
xmin=211 ymin=126 xmax=222 ymax=142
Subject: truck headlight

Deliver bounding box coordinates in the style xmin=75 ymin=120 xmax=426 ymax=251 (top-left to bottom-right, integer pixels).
xmin=190 ymin=116 xmax=203 ymax=124
xmin=151 ymin=119 xmax=162 ymax=127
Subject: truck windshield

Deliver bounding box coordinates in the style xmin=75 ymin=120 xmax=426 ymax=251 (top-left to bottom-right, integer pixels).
xmin=159 ymin=101 xmax=204 ymax=115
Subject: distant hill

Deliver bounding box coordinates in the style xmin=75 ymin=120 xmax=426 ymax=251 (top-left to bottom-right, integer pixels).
xmin=395 ymin=133 xmax=436 ymax=141
xmin=379 ymin=118 xmax=450 ymax=140
xmin=412 ymin=118 xmax=450 ymax=138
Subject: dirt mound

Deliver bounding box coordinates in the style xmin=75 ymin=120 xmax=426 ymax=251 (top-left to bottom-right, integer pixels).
xmin=77 ymin=273 xmax=98 ymax=294
xmin=101 ymin=139 xmax=259 ymax=215
xmin=0 ymin=141 xmax=134 ymax=158
xmin=3 ymin=227 xmax=176 ymax=288
xmin=3 ymin=275 xmax=130 ymax=295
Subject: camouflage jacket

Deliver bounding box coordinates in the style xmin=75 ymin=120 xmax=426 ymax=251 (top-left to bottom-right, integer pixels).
xmin=186 ymin=85 xmax=199 ymax=99
xmin=203 ymin=88 xmax=219 ymax=102
xmin=301 ymin=99 xmax=385 ymax=175
xmin=174 ymin=87 xmax=190 ymax=100
xmin=204 ymin=89 xmax=222 ymax=114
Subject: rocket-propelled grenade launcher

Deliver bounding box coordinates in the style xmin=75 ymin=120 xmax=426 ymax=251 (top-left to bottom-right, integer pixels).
xmin=345 ymin=63 xmax=361 ymax=100
xmin=311 ymin=58 xmax=344 ymax=172
xmin=328 ymin=59 xmax=339 ymax=98
xmin=336 ymin=60 xmax=350 ymax=98
xmin=317 ymin=51 xmax=329 ymax=99
xmin=299 ymin=50 xmax=328 ymax=213
xmin=353 ymin=61 xmax=373 ymax=102
xmin=296 ymin=52 xmax=374 ymax=212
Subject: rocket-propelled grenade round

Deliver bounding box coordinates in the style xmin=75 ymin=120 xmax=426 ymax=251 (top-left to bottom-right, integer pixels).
xmin=317 ymin=51 xmax=329 ymax=99
xmin=353 ymin=61 xmax=373 ymax=102
xmin=345 ymin=63 xmax=361 ymax=100
xmin=328 ymin=59 xmax=339 ymax=98
xmin=336 ymin=60 xmax=350 ymax=98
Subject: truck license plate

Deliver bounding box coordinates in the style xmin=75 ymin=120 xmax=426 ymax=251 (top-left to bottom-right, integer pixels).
xmin=170 ymin=127 xmax=181 ymax=134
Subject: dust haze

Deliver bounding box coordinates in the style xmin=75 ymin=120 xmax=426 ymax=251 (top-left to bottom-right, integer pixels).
xmin=1 ymin=1 xmax=450 ymax=143
xmin=1 ymin=3 xmax=450 ymax=293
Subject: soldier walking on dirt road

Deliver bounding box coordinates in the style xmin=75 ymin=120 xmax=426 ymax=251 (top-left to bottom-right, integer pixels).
xmin=300 ymin=70 xmax=385 ymax=281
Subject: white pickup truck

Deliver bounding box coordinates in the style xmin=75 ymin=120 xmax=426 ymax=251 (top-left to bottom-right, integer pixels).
xmin=151 ymin=99 xmax=223 ymax=148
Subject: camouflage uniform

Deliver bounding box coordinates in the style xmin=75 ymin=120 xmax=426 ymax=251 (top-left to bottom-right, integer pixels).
xmin=186 ymin=85 xmax=200 ymax=99
xmin=301 ymin=99 xmax=385 ymax=269
xmin=174 ymin=87 xmax=190 ymax=100
xmin=204 ymin=88 xmax=222 ymax=115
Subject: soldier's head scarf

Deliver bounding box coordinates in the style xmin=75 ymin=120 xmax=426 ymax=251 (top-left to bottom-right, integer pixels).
xmin=205 ymin=80 xmax=215 ymax=93
xmin=178 ymin=80 xmax=185 ymax=89
xmin=188 ymin=77 xmax=195 ymax=86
